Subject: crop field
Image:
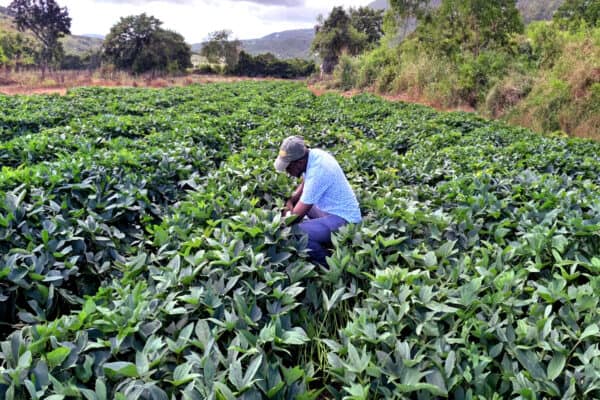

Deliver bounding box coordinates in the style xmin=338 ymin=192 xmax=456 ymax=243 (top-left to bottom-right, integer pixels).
xmin=0 ymin=81 xmax=599 ymax=399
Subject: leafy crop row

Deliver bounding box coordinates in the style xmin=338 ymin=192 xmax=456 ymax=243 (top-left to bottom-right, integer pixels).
xmin=1 ymin=82 xmax=600 ymax=399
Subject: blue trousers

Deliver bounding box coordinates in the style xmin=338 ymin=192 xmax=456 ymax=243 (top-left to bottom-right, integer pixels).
xmin=298 ymin=207 xmax=347 ymax=265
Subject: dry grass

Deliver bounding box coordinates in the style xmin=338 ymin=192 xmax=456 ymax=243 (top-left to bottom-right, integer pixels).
xmin=0 ymin=69 xmax=278 ymax=95
xmin=308 ymin=79 xmax=475 ymax=113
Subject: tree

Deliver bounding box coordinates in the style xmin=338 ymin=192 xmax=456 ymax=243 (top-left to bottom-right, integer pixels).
xmin=8 ymin=0 xmax=71 ymax=77
xmin=134 ymin=29 xmax=192 ymax=74
xmin=554 ymin=0 xmax=600 ymax=30
xmin=200 ymin=30 xmax=241 ymax=72
xmin=103 ymin=14 xmax=191 ymax=74
xmin=311 ymin=7 xmax=382 ymax=74
xmin=389 ymin=0 xmax=437 ymax=20
xmin=0 ymin=31 xmax=37 ymax=71
xmin=414 ymin=0 xmax=523 ymax=56
xmin=349 ymin=6 xmax=385 ymax=45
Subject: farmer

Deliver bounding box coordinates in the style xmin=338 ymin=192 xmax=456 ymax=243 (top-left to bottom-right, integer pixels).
xmin=274 ymin=135 xmax=361 ymax=265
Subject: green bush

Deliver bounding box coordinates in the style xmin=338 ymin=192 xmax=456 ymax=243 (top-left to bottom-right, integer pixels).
xmin=355 ymin=46 xmax=398 ymax=89
xmin=526 ymin=22 xmax=565 ymax=68
xmin=333 ymin=53 xmax=358 ymax=90
xmin=233 ymin=51 xmax=316 ymax=78
xmin=457 ymin=51 xmax=512 ymax=106
xmin=193 ymin=64 xmax=223 ymax=74
xmin=485 ymin=71 xmax=534 ymax=118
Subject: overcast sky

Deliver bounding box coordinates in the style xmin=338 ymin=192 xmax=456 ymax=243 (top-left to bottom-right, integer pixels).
xmin=0 ymin=0 xmax=374 ymax=42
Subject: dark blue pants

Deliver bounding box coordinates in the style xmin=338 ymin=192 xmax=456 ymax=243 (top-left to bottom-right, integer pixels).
xmin=298 ymin=208 xmax=347 ymax=265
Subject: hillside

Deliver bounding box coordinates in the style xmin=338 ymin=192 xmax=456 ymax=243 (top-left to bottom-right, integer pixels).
xmin=192 ymin=28 xmax=315 ymax=60
xmin=60 ymin=34 xmax=103 ymax=56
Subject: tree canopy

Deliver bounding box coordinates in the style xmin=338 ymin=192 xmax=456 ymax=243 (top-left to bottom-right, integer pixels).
xmin=102 ymin=13 xmax=191 ymax=74
xmin=200 ymin=30 xmax=241 ymax=72
xmin=311 ymin=6 xmax=383 ymax=74
xmin=0 ymin=31 xmax=37 ymax=70
xmin=413 ymin=0 xmax=523 ymax=56
xmin=7 ymin=0 xmax=71 ymax=74
xmin=554 ymin=0 xmax=600 ymax=29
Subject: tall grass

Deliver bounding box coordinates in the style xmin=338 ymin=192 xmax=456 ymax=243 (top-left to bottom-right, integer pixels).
xmin=330 ymin=23 xmax=600 ymax=140
xmin=507 ymin=27 xmax=600 ymax=140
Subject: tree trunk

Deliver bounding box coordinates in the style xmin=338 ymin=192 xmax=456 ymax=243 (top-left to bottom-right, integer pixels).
xmin=321 ymin=56 xmax=337 ymax=75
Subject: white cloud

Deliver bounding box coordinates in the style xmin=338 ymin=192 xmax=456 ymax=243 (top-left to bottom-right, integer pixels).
xmin=0 ymin=0 xmax=375 ymax=41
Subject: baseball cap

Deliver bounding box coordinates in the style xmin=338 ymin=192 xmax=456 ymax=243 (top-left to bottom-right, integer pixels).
xmin=274 ymin=136 xmax=307 ymax=172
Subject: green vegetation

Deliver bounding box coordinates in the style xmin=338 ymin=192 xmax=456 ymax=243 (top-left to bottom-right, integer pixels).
xmin=8 ymin=0 xmax=71 ymax=77
xmin=312 ymin=6 xmax=384 ymax=74
xmin=200 ymin=30 xmax=241 ymax=73
xmin=234 ymin=51 xmax=316 ymax=78
xmin=1 ymin=82 xmax=600 ymax=398
xmin=331 ymin=0 xmax=600 ymax=139
xmin=102 ymin=13 xmax=191 ymax=75
xmin=198 ymin=30 xmax=316 ymax=78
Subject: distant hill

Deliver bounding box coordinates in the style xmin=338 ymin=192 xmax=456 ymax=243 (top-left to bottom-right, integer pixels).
xmin=192 ymin=28 xmax=315 ymax=60
xmin=367 ymin=0 xmax=388 ymax=10
xmin=61 ymin=35 xmax=103 ymax=56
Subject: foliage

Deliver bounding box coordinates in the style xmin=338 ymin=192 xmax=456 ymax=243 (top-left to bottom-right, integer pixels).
xmin=485 ymin=71 xmax=534 ymax=117
xmin=522 ymin=21 xmax=566 ymax=68
xmin=389 ymin=0 xmax=439 ymax=21
xmin=456 ymin=50 xmax=512 ymax=105
xmin=0 ymin=31 xmax=37 ymax=70
xmin=200 ymin=30 xmax=241 ymax=73
xmin=507 ymin=27 xmax=600 ymax=139
xmin=349 ymin=6 xmax=385 ymax=46
xmin=414 ymin=0 xmax=524 ymax=57
xmin=333 ymin=53 xmax=359 ymax=90
xmin=554 ymin=0 xmax=600 ymax=30
xmin=0 ymin=82 xmax=600 ymax=399
xmin=102 ymin=13 xmax=191 ymax=74
xmin=233 ymin=51 xmax=316 ymax=78
xmin=312 ymin=6 xmax=381 ymax=74
xmin=7 ymin=0 xmax=71 ymax=74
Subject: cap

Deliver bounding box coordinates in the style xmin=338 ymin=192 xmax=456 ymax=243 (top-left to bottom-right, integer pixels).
xmin=274 ymin=136 xmax=307 ymax=172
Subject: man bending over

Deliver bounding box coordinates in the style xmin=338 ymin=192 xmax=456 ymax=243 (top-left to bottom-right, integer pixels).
xmin=274 ymin=135 xmax=361 ymax=265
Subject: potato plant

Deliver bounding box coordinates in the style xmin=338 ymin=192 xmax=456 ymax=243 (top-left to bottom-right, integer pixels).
xmin=1 ymin=82 xmax=600 ymax=399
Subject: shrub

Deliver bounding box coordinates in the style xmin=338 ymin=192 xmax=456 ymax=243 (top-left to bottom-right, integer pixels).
xmin=193 ymin=64 xmax=223 ymax=75
xmin=485 ymin=72 xmax=534 ymax=118
xmin=526 ymin=22 xmax=565 ymax=69
xmin=457 ymin=51 xmax=512 ymax=106
xmin=233 ymin=51 xmax=316 ymax=78
xmin=333 ymin=53 xmax=358 ymax=90
xmin=355 ymin=45 xmax=398 ymax=89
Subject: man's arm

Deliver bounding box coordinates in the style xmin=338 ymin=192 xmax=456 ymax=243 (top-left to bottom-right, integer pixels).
xmin=291 ymin=200 xmax=312 ymax=220
xmin=285 ymin=179 xmax=304 ymax=211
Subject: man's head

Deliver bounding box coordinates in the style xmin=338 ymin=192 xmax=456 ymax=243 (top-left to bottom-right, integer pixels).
xmin=274 ymin=136 xmax=309 ymax=177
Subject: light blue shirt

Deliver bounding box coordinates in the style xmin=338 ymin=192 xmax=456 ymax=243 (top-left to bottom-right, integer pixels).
xmin=300 ymin=149 xmax=361 ymax=223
